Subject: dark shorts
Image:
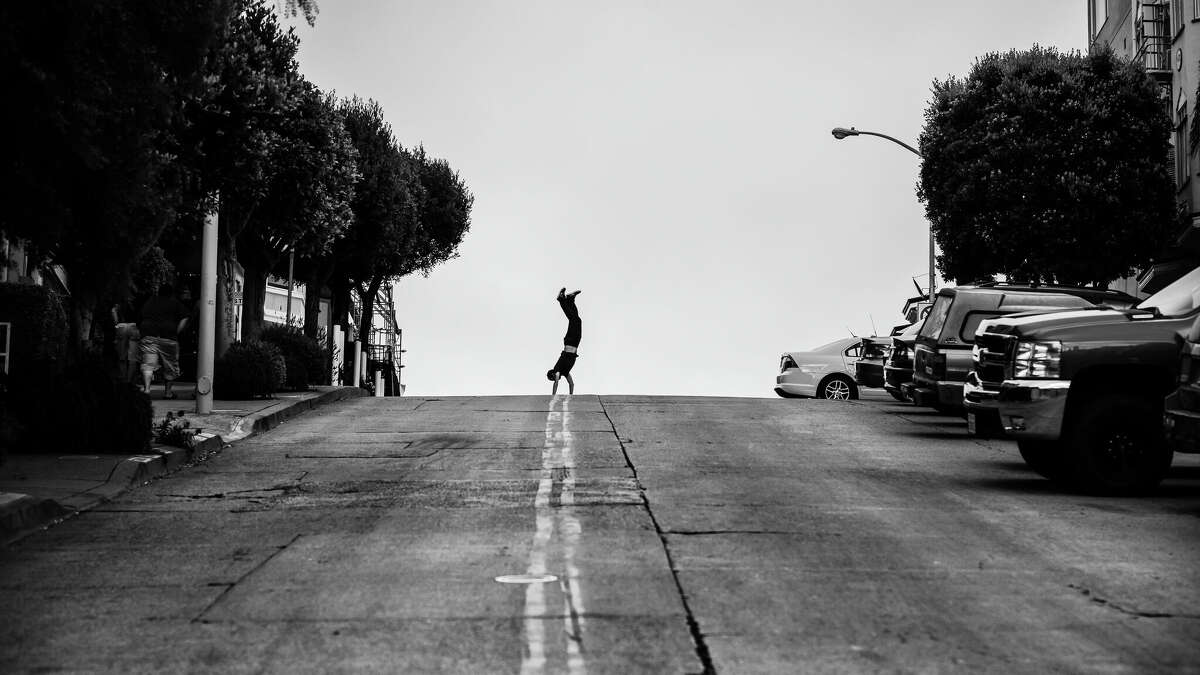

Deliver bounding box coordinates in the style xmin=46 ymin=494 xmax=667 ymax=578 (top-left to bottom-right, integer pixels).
xmin=553 ymin=351 xmax=577 ymax=376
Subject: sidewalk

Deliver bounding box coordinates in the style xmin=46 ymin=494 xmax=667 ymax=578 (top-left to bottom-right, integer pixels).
xmin=0 ymin=383 xmax=366 ymax=545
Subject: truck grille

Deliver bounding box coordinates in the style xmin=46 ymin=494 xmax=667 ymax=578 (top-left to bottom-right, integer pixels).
xmin=973 ymin=332 xmax=1015 ymax=387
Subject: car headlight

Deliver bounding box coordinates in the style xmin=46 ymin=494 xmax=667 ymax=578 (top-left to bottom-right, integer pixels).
xmin=1013 ymin=340 xmax=1061 ymax=378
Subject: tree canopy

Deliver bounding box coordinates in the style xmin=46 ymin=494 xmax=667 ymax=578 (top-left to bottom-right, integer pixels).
xmin=0 ymin=0 xmax=228 ymax=321
xmin=918 ymin=46 xmax=1175 ymax=286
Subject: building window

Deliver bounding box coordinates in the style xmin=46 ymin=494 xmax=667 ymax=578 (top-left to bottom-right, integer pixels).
xmin=1194 ymin=0 xmax=1200 ymax=20
xmin=1173 ymin=0 xmax=1185 ymax=33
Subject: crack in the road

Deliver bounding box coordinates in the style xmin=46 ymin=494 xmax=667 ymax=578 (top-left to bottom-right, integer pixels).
xmin=1068 ymin=583 xmax=1200 ymax=619
xmin=598 ymin=396 xmax=716 ymax=675
xmin=666 ymin=529 xmax=811 ymax=536
xmin=192 ymin=533 xmax=302 ymax=624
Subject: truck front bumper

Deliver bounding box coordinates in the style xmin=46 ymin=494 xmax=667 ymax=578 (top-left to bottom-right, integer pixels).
xmin=962 ymin=374 xmax=1003 ymax=438
xmin=996 ymin=379 xmax=1071 ymax=440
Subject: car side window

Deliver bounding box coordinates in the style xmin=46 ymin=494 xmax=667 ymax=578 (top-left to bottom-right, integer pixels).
xmin=844 ymin=344 xmax=862 ymax=358
xmin=959 ymin=311 xmax=1003 ymax=343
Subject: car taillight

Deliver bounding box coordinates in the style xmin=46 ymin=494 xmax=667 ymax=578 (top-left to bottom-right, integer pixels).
xmin=930 ymin=351 xmax=946 ymax=377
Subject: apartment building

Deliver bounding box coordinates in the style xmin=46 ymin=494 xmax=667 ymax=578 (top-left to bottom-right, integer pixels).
xmin=1090 ymin=0 xmax=1200 ymax=290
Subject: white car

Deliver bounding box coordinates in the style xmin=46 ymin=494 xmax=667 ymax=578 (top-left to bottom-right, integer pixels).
xmin=775 ymin=337 xmax=862 ymax=400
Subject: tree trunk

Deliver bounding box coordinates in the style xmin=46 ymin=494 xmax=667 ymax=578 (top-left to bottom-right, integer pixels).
xmin=240 ymin=268 xmax=268 ymax=341
xmin=357 ymin=276 xmax=383 ymax=351
xmin=302 ymin=261 xmax=335 ymax=338
xmin=215 ymin=250 xmax=242 ymax=356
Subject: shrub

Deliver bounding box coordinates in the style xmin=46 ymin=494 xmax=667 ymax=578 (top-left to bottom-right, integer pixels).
xmin=153 ymin=411 xmax=197 ymax=449
xmin=259 ymin=323 xmax=330 ymax=389
xmin=214 ymin=339 xmax=285 ymax=399
xmin=0 ymin=283 xmax=77 ymax=452
xmin=52 ymin=358 xmax=152 ymax=453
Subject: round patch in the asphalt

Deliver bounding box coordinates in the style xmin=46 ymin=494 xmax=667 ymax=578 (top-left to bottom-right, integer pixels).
xmin=494 ymin=574 xmax=558 ymax=584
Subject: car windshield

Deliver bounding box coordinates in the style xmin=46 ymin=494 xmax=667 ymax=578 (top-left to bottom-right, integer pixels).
xmin=1136 ymin=266 xmax=1200 ymax=316
xmin=918 ymin=295 xmax=953 ymax=339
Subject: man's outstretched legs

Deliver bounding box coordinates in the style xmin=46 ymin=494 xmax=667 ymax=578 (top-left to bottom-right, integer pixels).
xmin=558 ymin=289 xmax=582 ymax=348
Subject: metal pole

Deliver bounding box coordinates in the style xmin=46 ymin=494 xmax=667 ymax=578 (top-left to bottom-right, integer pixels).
xmin=928 ymin=228 xmax=936 ymax=302
xmin=832 ymin=126 xmax=935 ymax=301
xmin=196 ymin=208 xmax=218 ymax=415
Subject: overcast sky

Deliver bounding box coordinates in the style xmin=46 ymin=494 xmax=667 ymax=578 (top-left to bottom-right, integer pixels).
xmin=294 ymin=0 xmax=1085 ymax=398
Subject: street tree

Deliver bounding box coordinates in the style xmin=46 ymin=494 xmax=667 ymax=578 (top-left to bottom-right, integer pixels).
xmin=335 ymin=98 xmax=422 ymax=347
xmin=235 ymin=80 xmax=359 ymax=338
xmin=0 ymin=0 xmax=229 ymax=348
xmin=177 ymin=0 xmax=308 ymax=351
xmin=278 ymin=0 xmax=318 ymax=25
xmin=408 ymin=147 xmax=474 ymax=278
xmin=917 ymin=46 xmax=1174 ymax=286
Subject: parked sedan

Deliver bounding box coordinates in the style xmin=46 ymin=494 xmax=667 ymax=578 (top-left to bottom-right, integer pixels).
xmin=775 ymin=337 xmax=862 ymax=400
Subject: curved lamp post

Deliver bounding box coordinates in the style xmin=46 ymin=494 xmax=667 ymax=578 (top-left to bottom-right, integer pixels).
xmin=831 ymin=126 xmax=935 ymax=302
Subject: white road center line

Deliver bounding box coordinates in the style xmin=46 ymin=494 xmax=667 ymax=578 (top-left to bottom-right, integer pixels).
xmin=521 ymin=395 xmax=587 ymax=675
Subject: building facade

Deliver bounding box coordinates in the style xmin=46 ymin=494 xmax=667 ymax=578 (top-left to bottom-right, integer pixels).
xmin=1089 ymin=0 xmax=1200 ymax=290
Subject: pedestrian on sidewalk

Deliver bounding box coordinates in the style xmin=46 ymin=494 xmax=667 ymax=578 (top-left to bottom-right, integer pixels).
xmin=547 ymin=287 xmax=582 ymax=395
xmin=138 ymin=282 xmax=190 ymax=399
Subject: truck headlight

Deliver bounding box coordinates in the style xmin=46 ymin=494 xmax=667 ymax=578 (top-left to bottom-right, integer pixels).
xmin=1013 ymin=340 xmax=1061 ymax=378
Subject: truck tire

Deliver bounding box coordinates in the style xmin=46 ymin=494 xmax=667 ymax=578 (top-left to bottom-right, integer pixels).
xmin=1064 ymin=394 xmax=1174 ymax=495
xmin=1017 ymin=440 xmax=1069 ymax=481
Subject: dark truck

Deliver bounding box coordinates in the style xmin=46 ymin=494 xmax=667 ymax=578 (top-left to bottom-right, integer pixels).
xmin=907 ymin=283 xmax=1136 ymax=413
xmin=1163 ymin=313 xmax=1200 ymax=453
xmin=971 ymin=266 xmax=1200 ymax=493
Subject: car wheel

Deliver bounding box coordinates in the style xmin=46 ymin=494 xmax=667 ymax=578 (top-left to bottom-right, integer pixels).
xmin=1065 ymin=394 xmax=1173 ymax=495
xmin=888 ymin=390 xmax=907 ymax=402
xmin=817 ymin=375 xmax=857 ymax=400
xmin=1017 ymin=440 xmax=1069 ymax=481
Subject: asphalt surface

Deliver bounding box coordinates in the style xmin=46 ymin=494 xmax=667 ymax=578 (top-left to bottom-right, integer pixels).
xmin=2 ymin=391 xmax=1198 ymax=673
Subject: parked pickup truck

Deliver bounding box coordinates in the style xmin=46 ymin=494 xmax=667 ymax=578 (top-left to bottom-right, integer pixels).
xmin=907 ymin=283 xmax=1136 ymax=413
xmin=971 ymin=265 xmax=1200 ymax=493
xmin=1163 ymin=312 xmax=1200 ymax=454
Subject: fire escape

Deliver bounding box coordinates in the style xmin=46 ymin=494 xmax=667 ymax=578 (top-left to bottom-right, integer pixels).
xmin=1133 ymin=1 xmax=1200 ymax=292
xmin=347 ymin=285 xmax=406 ymax=395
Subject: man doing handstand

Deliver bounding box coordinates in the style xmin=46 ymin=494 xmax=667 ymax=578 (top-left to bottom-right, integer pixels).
xmin=547 ymin=287 xmax=582 ymax=395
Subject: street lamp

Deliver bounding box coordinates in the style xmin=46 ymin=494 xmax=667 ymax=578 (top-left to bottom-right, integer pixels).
xmin=831 ymin=126 xmax=935 ymax=302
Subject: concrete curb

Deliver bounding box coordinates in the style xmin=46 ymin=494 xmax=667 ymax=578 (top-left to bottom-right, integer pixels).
xmin=1 ymin=386 xmax=366 ymax=546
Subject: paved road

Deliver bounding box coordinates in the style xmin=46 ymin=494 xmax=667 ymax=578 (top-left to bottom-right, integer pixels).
xmin=2 ymin=393 xmax=1198 ymax=673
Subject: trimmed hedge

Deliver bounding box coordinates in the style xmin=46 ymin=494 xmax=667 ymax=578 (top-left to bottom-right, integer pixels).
xmin=259 ymin=323 xmax=330 ymax=389
xmin=214 ymin=339 xmax=285 ymax=399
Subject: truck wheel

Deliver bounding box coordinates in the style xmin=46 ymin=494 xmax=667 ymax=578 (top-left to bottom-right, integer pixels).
xmin=1065 ymin=394 xmax=1174 ymax=495
xmin=1017 ymin=440 xmax=1069 ymax=481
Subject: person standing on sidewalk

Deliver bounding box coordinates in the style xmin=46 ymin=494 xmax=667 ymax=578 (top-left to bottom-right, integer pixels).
xmin=139 ymin=283 xmax=190 ymax=399
xmin=547 ymin=287 xmax=582 ymax=395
